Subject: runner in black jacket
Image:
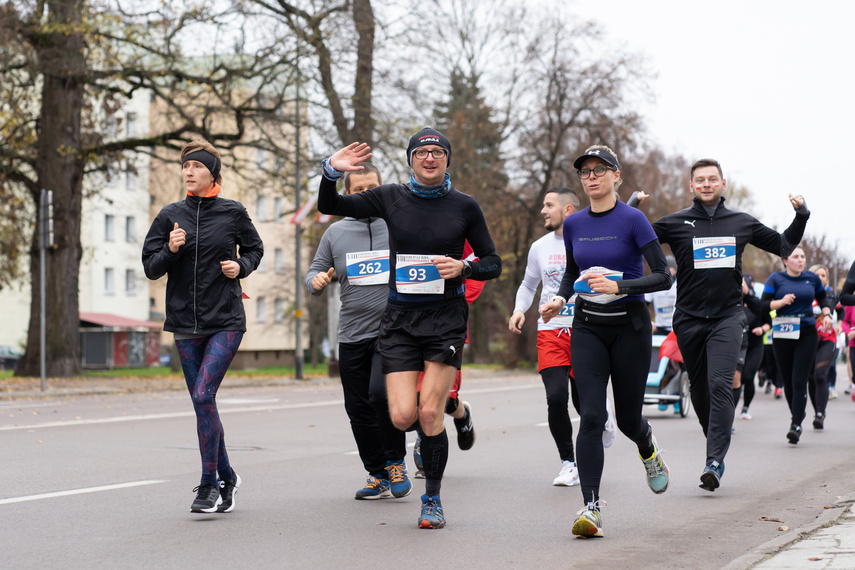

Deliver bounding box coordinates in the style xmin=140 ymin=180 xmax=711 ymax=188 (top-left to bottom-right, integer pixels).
xmin=318 ymin=129 xmax=501 ymax=529
xmin=648 ymin=158 xmax=808 ymax=492
xmin=142 ymin=139 xmax=263 ymax=514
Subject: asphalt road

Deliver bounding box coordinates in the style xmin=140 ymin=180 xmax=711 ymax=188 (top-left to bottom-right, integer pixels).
xmin=3 ymin=371 xmax=855 ymax=569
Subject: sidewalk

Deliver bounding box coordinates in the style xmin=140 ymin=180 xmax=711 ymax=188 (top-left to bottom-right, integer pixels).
xmin=725 ymin=492 xmax=855 ymax=569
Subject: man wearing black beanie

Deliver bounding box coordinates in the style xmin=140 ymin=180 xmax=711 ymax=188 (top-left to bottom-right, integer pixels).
xmin=317 ymin=130 xmax=501 ymax=529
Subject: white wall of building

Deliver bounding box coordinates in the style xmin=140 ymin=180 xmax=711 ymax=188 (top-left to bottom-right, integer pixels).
xmin=79 ymin=90 xmax=151 ymax=322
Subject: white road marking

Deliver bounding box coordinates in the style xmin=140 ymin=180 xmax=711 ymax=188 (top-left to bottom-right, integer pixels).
xmin=0 ymin=480 xmax=166 ymax=506
xmin=0 ymin=402 xmax=62 ymax=410
xmin=0 ymin=399 xmax=344 ymax=432
xmin=0 ymin=382 xmax=543 ymax=433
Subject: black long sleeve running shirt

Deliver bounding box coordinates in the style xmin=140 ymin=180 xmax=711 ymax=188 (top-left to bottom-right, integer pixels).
xmin=652 ymin=197 xmax=809 ymax=319
xmin=318 ymin=176 xmax=501 ymax=296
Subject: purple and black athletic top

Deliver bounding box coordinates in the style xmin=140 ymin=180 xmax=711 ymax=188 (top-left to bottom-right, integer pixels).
xmin=556 ymin=201 xmax=671 ymax=305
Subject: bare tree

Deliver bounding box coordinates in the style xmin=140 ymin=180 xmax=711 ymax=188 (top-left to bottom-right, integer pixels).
xmin=0 ymin=1 xmax=298 ymax=376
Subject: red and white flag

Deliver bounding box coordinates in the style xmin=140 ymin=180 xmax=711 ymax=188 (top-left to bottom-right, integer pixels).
xmin=290 ymin=193 xmax=319 ymax=225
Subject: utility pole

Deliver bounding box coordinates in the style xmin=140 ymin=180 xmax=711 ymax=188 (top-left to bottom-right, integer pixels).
xmin=294 ymin=61 xmax=304 ymax=380
xmin=39 ymin=189 xmax=54 ymax=391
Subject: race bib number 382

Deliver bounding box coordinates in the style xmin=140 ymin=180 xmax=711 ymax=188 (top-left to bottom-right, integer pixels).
xmin=395 ymin=254 xmax=444 ymax=294
xmin=693 ymin=236 xmax=736 ymax=269
xmin=345 ymin=250 xmax=390 ymax=286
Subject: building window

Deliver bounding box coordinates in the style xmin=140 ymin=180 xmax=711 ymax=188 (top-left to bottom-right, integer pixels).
xmin=274 ymin=298 xmax=285 ymax=323
xmin=105 ymin=215 xmax=115 ymax=241
xmin=256 ymin=296 xmax=266 ymax=323
xmin=126 ymin=112 xmax=137 ymax=138
xmin=256 ymin=148 xmax=266 ymax=171
xmin=126 ymin=165 xmax=138 ymax=190
xmin=256 ymin=194 xmax=266 ymax=222
xmin=257 ymin=255 xmax=267 ymax=273
xmin=274 ymin=196 xmax=283 ymax=221
xmin=104 ymin=268 xmax=115 ymax=295
xmin=125 ymin=216 xmax=136 ymax=243
xmin=274 ymin=248 xmax=284 ymax=274
xmin=125 ymin=269 xmax=136 ymax=295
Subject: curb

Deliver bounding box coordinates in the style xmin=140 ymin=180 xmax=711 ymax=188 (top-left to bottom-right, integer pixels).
xmin=723 ymin=492 xmax=855 ymax=569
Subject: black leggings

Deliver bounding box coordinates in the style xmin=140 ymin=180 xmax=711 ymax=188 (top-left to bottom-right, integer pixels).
xmin=339 ymin=338 xmax=406 ymax=476
xmin=740 ymin=334 xmax=764 ymax=409
xmin=760 ymin=344 xmax=781 ymax=388
xmin=571 ymin=311 xmax=654 ymax=505
xmin=808 ymin=339 xmax=835 ymax=416
xmin=540 ymin=366 xmax=580 ymax=462
xmin=773 ymin=325 xmax=818 ymax=427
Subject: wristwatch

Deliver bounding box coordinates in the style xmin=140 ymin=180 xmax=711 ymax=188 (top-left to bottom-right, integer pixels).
xmin=461 ymin=260 xmax=473 ymax=278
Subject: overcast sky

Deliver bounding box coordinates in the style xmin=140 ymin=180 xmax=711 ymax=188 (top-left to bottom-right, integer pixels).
xmin=583 ymin=1 xmax=855 ymax=261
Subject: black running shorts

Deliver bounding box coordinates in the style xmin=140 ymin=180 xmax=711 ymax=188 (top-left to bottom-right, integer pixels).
xmin=379 ymin=297 xmax=468 ymax=373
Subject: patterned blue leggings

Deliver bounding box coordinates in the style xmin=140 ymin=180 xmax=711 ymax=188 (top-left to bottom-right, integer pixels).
xmin=177 ymin=331 xmax=243 ymax=485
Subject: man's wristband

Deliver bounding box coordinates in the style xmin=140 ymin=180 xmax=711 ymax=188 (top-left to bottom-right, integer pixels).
xmin=550 ymin=295 xmax=567 ymax=307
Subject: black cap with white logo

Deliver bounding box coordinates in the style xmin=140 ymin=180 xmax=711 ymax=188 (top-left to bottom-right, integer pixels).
xmin=573 ymin=147 xmax=620 ymax=171
xmin=406 ymin=127 xmax=452 ymax=167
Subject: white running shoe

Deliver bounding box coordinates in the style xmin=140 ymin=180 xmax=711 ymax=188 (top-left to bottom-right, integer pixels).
xmin=829 ymin=390 xmax=839 ymax=400
xmin=740 ymin=409 xmax=752 ymax=420
xmin=553 ymin=460 xmax=580 ymax=486
xmin=845 ymin=384 xmax=855 ymax=395
xmin=603 ymin=398 xmax=616 ymax=449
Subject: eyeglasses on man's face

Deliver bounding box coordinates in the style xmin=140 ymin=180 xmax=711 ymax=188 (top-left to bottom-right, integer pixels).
xmin=413 ymin=148 xmax=447 ymax=160
xmin=577 ymin=165 xmax=615 ymax=179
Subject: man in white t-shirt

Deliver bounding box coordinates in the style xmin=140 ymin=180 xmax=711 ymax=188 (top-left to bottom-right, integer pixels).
xmin=509 ymin=187 xmax=616 ymax=486
xmin=645 ymin=255 xmax=678 ymax=335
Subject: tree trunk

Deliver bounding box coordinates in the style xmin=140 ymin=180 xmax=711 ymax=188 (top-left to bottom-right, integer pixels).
xmin=16 ymin=0 xmax=86 ymax=377
xmin=350 ymin=0 xmax=375 ymax=147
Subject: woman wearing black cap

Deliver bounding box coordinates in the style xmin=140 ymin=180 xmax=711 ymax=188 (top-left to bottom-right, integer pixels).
xmin=318 ymin=129 xmax=502 ymax=529
xmin=142 ymin=139 xmax=263 ymax=513
xmin=540 ymin=144 xmax=672 ymax=538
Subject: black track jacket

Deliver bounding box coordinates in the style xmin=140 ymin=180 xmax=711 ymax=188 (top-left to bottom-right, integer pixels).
xmin=652 ymin=197 xmax=808 ymax=319
xmin=142 ymin=194 xmax=264 ymax=334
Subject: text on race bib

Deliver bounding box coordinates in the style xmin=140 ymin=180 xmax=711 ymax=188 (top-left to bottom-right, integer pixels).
xmin=693 ymin=236 xmax=736 ymax=269
xmin=551 ymin=301 xmax=575 ymax=327
xmin=345 ymin=250 xmax=390 ymax=286
xmin=395 ymin=254 xmax=444 ymax=294
xmin=772 ymin=316 xmax=800 ymax=340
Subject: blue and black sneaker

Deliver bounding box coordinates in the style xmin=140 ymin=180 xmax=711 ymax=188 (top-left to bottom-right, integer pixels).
xmin=385 ymin=459 xmax=413 ymax=498
xmin=418 ymin=494 xmax=445 ymax=529
xmin=354 ymin=476 xmax=391 ymax=500
xmin=699 ymin=460 xmax=725 ymax=492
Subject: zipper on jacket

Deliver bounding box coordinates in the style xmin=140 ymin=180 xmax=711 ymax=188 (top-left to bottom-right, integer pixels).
xmin=368 ymin=218 xmax=374 ymax=249
xmin=193 ymin=200 xmax=200 ymax=333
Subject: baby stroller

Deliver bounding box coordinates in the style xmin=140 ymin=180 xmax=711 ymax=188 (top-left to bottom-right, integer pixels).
xmin=644 ymin=331 xmax=689 ymax=417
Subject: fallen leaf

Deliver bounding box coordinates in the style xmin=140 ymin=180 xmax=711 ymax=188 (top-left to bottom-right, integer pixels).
xmin=777 ymin=526 xmax=789 ymax=531
xmin=808 ymin=557 xmax=822 ymax=561
xmin=759 ymin=517 xmax=783 ymax=522
xmin=376 ymin=522 xmax=386 ymax=525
